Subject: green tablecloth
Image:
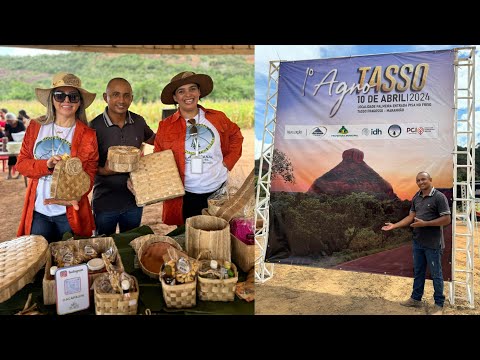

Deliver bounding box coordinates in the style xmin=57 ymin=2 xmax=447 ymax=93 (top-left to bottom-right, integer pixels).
xmin=0 ymin=225 xmax=254 ymax=315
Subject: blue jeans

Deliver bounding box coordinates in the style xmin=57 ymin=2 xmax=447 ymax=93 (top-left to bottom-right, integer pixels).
xmin=31 ymin=211 xmax=73 ymax=243
xmin=411 ymin=239 xmax=445 ymax=307
xmin=94 ymin=206 xmax=143 ymax=236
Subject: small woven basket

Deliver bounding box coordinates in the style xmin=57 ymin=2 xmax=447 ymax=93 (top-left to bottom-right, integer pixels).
xmin=160 ymin=275 xmax=197 ymax=309
xmin=231 ymin=234 xmax=254 ymax=273
xmin=197 ymin=261 xmax=238 ymax=302
xmin=93 ymin=273 xmax=139 ymax=315
xmin=50 ymin=157 xmax=90 ymax=201
xmin=107 ymin=146 xmax=141 ymax=173
xmin=137 ymin=235 xmax=183 ymax=279
xmin=129 ymin=150 xmax=185 ymax=206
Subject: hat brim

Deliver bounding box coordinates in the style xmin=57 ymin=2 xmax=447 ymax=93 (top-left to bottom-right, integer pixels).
xmin=161 ymin=74 xmax=213 ymax=105
xmin=35 ymin=87 xmax=96 ymax=109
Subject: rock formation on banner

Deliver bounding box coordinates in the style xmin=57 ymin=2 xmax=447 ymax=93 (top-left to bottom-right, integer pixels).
xmin=307 ymin=148 xmax=398 ymax=200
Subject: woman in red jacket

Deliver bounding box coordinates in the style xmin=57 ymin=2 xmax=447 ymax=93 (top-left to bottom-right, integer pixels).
xmin=16 ymin=72 xmax=99 ymax=242
xmin=154 ymin=71 xmax=244 ymax=225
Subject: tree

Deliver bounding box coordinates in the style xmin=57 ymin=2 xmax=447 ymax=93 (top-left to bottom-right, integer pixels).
xmin=272 ymin=149 xmax=295 ymax=184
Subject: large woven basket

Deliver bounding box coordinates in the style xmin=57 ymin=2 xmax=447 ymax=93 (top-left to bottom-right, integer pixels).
xmin=197 ymin=261 xmax=238 ymax=302
xmin=43 ymin=237 xmax=123 ymax=305
xmin=160 ymin=275 xmax=197 ymax=309
xmin=231 ymin=234 xmax=254 ymax=272
xmin=50 ymin=157 xmax=90 ymax=201
xmin=0 ymin=235 xmax=48 ymax=303
xmin=129 ymin=149 xmax=185 ymax=206
xmin=107 ymin=146 xmax=141 ymax=173
xmin=137 ymin=235 xmax=183 ymax=279
xmin=185 ymin=215 xmax=231 ymax=262
xmin=94 ymin=273 xmax=139 ymax=315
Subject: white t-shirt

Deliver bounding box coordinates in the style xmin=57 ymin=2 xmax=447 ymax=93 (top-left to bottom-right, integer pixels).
xmin=33 ymin=122 xmax=76 ymax=216
xmin=184 ymin=109 xmax=228 ymax=193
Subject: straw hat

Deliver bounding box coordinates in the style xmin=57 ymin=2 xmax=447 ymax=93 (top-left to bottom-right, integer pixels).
xmin=161 ymin=71 xmax=213 ymax=105
xmin=35 ymin=72 xmax=96 ymax=108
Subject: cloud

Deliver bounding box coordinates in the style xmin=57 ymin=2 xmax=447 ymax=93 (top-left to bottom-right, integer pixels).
xmin=255 ymin=137 xmax=271 ymax=160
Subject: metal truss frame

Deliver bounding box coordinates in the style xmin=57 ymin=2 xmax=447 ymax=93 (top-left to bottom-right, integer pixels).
xmin=451 ymin=46 xmax=476 ymax=308
xmin=255 ymin=61 xmax=279 ymax=282
xmin=255 ymin=49 xmax=476 ymax=309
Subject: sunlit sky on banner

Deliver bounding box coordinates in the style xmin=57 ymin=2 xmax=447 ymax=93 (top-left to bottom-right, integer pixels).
xmin=255 ymin=45 xmax=479 ymax=159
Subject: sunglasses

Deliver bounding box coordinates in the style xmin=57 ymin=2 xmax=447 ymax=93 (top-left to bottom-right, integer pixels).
xmin=53 ymin=91 xmax=81 ymax=103
xmin=188 ymin=119 xmax=198 ymax=135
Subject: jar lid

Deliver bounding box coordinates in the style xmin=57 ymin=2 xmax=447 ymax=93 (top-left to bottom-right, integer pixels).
xmin=121 ymin=279 xmax=130 ymax=291
xmin=87 ymin=258 xmax=105 ymax=271
xmin=50 ymin=266 xmax=58 ymax=276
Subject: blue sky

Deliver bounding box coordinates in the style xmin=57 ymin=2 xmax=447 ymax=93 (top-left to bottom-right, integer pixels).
xmin=254 ymin=45 xmax=479 ymax=158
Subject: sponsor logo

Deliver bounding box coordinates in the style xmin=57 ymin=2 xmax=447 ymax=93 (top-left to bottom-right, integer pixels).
xmin=338 ymin=126 xmax=349 ymax=134
xmin=406 ymin=127 xmax=426 ymax=135
xmin=311 ymin=126 xmax=327 ymax=137
xmin=388 ymin=124 xmax=401 ymax=138
xmin=371 ymin=128 xmax=382 ymax=135
xmin=362 ymin=128 xmax=369 ymax=136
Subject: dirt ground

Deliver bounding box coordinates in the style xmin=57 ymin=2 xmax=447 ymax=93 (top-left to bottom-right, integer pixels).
xmin=255 ymin=222 xmax=480 ymax=315
xmin=0 ymin=128 xmax=254 ymax=242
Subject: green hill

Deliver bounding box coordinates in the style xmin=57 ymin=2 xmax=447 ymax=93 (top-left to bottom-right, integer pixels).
xmin=0 ymin=52 xmax=254 ymax=102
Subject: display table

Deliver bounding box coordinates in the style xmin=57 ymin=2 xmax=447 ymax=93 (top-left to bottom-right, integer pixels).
xmin=0 ymin=225 xmax=254 ymax=315
xmin=0 ymin=151 xmax=27 ymax=187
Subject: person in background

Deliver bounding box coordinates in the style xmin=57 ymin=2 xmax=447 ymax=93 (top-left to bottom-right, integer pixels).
xmin=0 ymin=108 xmax=8 ymax=131
xmin=16 ymin=72 xmax=99 ymax=242
xmin=4 ymin=112 xmax=26 ymax=179
xmin=154 ymin=71 xmax=243 ymax=225
xmin=90 ymin=78 xmax=155 ymax=236
xmin=18 ymin=109 xmax=31 ymax=128
xmin=382 ymin=171 xmax=451 ymax=315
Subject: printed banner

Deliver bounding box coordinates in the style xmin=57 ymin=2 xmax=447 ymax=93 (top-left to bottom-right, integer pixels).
xmin=266 ymin=50 xmax=454 ymax=279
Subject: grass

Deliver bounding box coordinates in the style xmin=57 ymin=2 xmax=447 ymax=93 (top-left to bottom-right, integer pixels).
xmin=1 ymin=99 xmax=254 ymax=131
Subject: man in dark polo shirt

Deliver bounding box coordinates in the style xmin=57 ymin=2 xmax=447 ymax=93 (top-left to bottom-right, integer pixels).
xmin=382 ymin=171 xmax=451 ymax=315
xmin=90 ymin=78 xmax=155 ymax=236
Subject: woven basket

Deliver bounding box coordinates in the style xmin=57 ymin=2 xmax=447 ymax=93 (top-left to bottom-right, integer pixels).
xmin=50 ymin=157 xmax=90 ymax=201
xmin=231 ymin=234 xmax=254 ymax=272
xmin=137 ymin=235 xmax=183 ymax=279
xmin=107 ymin=146 xmax=141 ymax=173
xmin=129 ymin=149 xmax=185 ymax=206
xmin=94 ymin=273 xmax=139 ymax=315
xmin=185 ymin=215 xmax=231 ymax=262
xmin=160 ymin=275 xmax=197 ymax=309
xmin=197 ymin=261 xmax=238 ymax=302
xmin=0 ymin=235 xmax=48 ymax=303
xmin=43 ymin=237 xmax=124 ymax=305
xmin=215 ymin=168 xmax=255 ymax=222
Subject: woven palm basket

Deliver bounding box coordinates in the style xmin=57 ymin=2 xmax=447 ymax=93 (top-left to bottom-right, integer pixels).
xmin=231 ymin=234 xmax=254 ymax=272
xmin=43 ymin=237 xmax=123 ymax=305
xmin=94 ymin=273 xmax=139 ymax=315
xmin=137 ymin=235 xmax=183 ymax=279
xmin=107 ymin=146 xmax=141 ymax=173
xmin=50 ymin=157 xmax=90 ymax=201
xmin=215 ymin=168 xmax=255 ymax=222
xmin=129 ymin=149 xmax=185 ymax=206
xmin=197 ymin=261 xmax=238 ymax=302
xmin=161 ymin=275 xmax=197 ymax=309
xmin=0 ymin=235 xmax=48 ymax=303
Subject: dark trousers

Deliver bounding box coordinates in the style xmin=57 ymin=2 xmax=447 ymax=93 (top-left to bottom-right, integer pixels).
xmin=411 ymin=239 xmax=445 ymax=307
xmin=31 ymin=211 xmax=73 ymax=243
xmin=94 ymin=206 xmax=143 ymax=236
xmin=182 ymin=189 xmax=219 ymax=222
